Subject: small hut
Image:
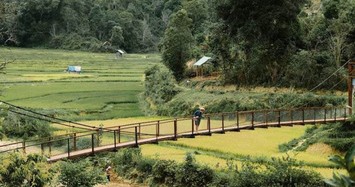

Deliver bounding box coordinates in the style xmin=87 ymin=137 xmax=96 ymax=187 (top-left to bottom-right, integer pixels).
xmin=193 ymin=56 xmax=211 ymax=77
xmin=116 ymin=49 xmax=125 ymax=59
xmin=66 ymin=66 xmax=81 ymax=73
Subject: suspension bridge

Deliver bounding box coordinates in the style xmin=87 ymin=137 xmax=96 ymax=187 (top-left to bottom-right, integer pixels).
xmin=0 ymin=106 xmax=349 ymax=162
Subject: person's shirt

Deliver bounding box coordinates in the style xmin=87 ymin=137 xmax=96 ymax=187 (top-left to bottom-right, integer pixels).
xmin=194 ymin=109 xmax=203 ymax=119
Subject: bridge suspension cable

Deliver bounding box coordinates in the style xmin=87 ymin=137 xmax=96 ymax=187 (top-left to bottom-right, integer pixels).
xmin=0 ymin=100 xmax=97 ymax=130
xmin=283 ymin=59 xmax=350 ymax=109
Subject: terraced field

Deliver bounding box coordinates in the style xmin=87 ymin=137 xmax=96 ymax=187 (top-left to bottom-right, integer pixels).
xmin=0 ymin=47 xmax=160 ymax=120
xmin=0 ymin=48 xmax=345 ymax=180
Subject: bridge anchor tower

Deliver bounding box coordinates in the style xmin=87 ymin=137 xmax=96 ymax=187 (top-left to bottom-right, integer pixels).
xmin=347 ymin=60 xmax=355 ymax=114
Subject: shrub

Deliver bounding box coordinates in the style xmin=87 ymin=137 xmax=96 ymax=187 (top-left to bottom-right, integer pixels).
xmin=324 ymin=144 xmax=355 ymax=187
xmin=130 ymin=157 xmax=155 ymax=183
xmin=144 ymin=65 xmax=181 ymax=115
xmin=1 ymin=111 xmax=51 ymax=139
xmin=111 ymin=148 xmax=142 ymax=175
xmin=151 ymin=159 xmax=179 ymax=186
xmin=0 ymin=153 xmax=53 ymax=187
xmin=175 ymin=153 xmax=214 ymax=187
xmin=211 ymin=172 xmax=233 ymax=187
xmin=58 ymin=159 xmax=106 ymax=187
xmin=264 ymin=157 xmax=325 ymax=187
xmin=232 ymin=162 xmax=266 ymax=187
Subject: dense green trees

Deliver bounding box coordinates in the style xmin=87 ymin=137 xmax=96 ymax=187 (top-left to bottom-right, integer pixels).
xmin=160 ymin=9 xmax=194 ymax=81
xmin=58 ymin=159 xmax=106 ymax=187
xmin=210 ymin=0 xmax=305 ymax=85
xmin=0 ymin=0 xmax=179 ymax=52
xmin=144 ymin=65 xmax=181 ymax=115
xmin=1 ymin=110 xmax=51 ymax=140
xmin=0 ymin=153 xmax=53 ymax=187
xmin=0 ymin=0 xmax=354 ymax=89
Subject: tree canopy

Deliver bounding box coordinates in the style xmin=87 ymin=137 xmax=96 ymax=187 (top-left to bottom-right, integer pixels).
xmin=0 ymin=0 xmax=354 ymax=89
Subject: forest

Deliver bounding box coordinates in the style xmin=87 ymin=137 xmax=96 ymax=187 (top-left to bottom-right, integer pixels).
xmin=1 ymin=0 xmax=354 ymax=88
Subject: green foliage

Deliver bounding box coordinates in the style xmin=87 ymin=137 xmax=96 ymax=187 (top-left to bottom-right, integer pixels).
xmin=151 ymin=159 xmax=178 ymax=186
xmin=58 ymin=159 xmax=106 ymax=187
xmin=279 ymin=121 xmax=355 ymax=152
xmin=155 ymin=87 xmax=345 ymax=117
xmin=263 ymin=157 xmax=324 ymax=187
xmin=0 ymin=153 xmax=53 ymax=187
xmin=1 ymin=110 xmax=51 ymax=140
xmin=160 ymin=9 xmax=194 ymax=81
xmin=0 ymin=0 xmax=182 ymax=52
xmin=111 ymin=148 xmax=142 ymax=175
xmin=103 ymin=147 xmax=326 ymax=187
xmin=175 ymin=153 xmax=214 ymax=187
xmin=211 ymin=0 xmax=306 ymax=85
xmin=144 ymin=65 xmax=181 ymax=115
xmin=324 ymin=144 xmax=355 ymax=187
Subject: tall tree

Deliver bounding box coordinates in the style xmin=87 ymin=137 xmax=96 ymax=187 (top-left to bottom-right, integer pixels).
xmin=14 ymin=0 xmax=63 ymax=46
xmin=211 ymin=0 xmax=305 ymax=85
xmin=160 ymin=9 xmax=194 ymax=81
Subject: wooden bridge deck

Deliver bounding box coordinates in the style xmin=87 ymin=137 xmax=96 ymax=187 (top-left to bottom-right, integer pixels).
xmin=47 ymin=117 xmax=346 ymax=162
xmin=0 ymin=106 xmax=348 ymax=162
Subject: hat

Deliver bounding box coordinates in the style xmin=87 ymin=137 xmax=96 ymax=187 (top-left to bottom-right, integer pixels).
xmin=200 ymin=107 xmax=205 ymax=111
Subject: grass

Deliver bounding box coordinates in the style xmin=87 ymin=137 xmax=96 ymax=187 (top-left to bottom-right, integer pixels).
xmin=138 ymin=124 xmax=345 ymax=178
xmin=0 ymin=47 xmax=160 ymax=120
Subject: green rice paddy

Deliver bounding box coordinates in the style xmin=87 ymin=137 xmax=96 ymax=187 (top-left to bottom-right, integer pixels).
xmin=0 ymin=47 xmax=344 ymax=179
xmin=0 ymin=47 xmax=160 ymax=120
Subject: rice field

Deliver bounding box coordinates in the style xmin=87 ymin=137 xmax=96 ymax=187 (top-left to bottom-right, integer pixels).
xmin=0 ymin=47 xmax=345 ymax=179
xmin=0 ymin=47 xmax=160 ymax=120
xmin=138 ymin=125 xmax=345 ymax=178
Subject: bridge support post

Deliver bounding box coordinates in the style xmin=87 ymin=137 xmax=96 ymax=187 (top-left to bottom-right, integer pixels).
xmin=91 ymin=134 xmax=95 ymax=153
xmin=49 ymin=137 xmax=52 ymax=156
xmin=190 ymin=118 xmax=195 ymax=138
xmin=114 ymin=130 xmax=117 ymax=148
xmin=118 ymin=127 xmax=121 ymax=143
xmin=302 ymin=109 xmax=305 ymax=125
xmin=156 ymin=121 xmax=160 ymax=140
xmin=324 ymin=108 xmax=327 ymax=124
xmin=221 ymin=114 xmax=225 ymax=134
xmin=277 ymin=110 xmax=281 ymax=127
xmin=174 ymin=119 xmax=177 ymax=140
xmin=22 ymin=141 xmax=26 ymax=154
xmin=73 ymin=133 xmax=77 ymax=151
xmin=251 ymin=112 xmax=255 ymax=130
xmin=67 ymin=138 xmax=70 ymax=157
xmin=41 ymin=143 xmax=44 ymax=155
xmin=235 ymin=112 xmax=240 ymax=131
xmin=207 ymin=116 xmax=211 ymax=136
xmin=138 ymin=123 xmax=141 ymax=140
xmin=134 ymin=126 xmax=139 ymax=147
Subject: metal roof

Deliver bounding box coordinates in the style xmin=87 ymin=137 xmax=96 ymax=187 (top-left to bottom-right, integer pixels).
xmin=193 ymin=56 xmax=211 ymax=66
xmin=117 ymin=49 xmax=125 ymax=54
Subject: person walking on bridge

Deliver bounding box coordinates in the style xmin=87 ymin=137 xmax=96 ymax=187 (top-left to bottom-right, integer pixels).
xmin=193 ymin=107 xmax=205 ymax=133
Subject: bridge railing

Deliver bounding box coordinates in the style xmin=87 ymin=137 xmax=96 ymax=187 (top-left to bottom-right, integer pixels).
xmin=0 ymin=106 xmax=349 ymax=159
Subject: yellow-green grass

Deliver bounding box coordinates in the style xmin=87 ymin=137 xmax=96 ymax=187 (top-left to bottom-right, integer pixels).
xmin=0 ymin=47 xmax=160 ymax=120
xmin=139 ymin=144 xmax=344 ymax=178
xmin=141 ymin=143 xmax=235 ymax=169
xmin=137 ymin=125 xmax=344 ymax=178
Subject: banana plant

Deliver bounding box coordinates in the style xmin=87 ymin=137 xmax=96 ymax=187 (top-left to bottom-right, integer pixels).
xmin=324 ymin=144 xmax=355 ymax=187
